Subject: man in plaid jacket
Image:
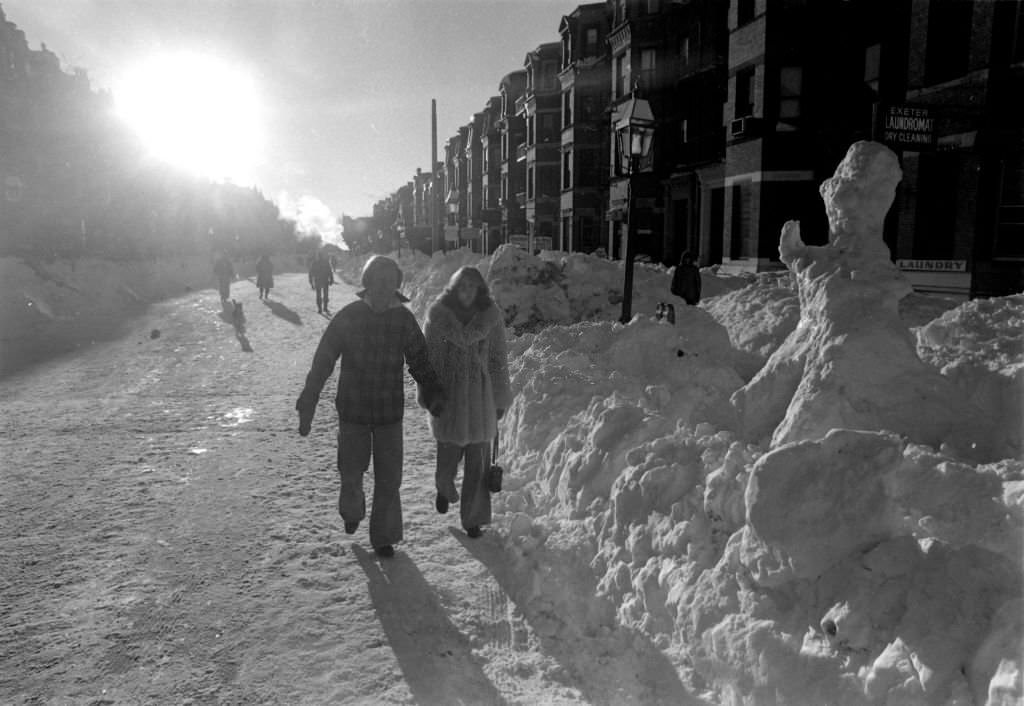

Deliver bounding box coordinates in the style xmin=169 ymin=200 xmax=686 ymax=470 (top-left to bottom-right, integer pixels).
xmin=296 ymin=255 xmax=444 ymax=558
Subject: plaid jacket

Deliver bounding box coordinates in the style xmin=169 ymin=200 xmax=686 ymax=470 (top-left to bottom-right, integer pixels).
xmin=297 ymin=298 xmax=441 ymax=426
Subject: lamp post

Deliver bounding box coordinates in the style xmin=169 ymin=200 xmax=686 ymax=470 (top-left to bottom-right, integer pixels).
xmin=615 ymin=92 xmax=655 ymax=324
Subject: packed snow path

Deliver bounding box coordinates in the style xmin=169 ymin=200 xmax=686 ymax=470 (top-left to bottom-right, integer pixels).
xmin=0 ymin=272 xmax=699 ymax=705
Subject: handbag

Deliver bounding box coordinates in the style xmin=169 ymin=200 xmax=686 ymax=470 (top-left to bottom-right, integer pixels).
xmin=487 ymin=430 xmax=503 ymax=493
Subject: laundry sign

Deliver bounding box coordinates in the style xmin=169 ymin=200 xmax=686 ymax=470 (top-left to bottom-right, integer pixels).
xmin=882 ymin=105 xmax=935 ymax=150
xmin=896 ymin=259 xmax=967 ymax=272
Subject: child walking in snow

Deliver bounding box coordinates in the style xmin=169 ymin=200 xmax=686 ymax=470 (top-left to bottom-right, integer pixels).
xmin=422 ymin=266 xmax=512 ymax=539
xmin=296 ymin=255 xmax=445 ymax=557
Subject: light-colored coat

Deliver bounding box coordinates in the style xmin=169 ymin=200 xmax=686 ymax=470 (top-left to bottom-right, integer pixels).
xmin=421 ymin=300 xmax=512 ymax=446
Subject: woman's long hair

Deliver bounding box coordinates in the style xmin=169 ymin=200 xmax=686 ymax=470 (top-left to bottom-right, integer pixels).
xmin=440 ymin=266 xmax=493 ymax=311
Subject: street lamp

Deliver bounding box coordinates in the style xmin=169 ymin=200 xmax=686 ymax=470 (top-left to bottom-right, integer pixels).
xmin=615 ymin=92 xmax=655 ymax=323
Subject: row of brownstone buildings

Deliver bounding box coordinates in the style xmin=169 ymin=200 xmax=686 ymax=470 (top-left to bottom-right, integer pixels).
xmin=373 ymin=0 xmax=1023 ymax=297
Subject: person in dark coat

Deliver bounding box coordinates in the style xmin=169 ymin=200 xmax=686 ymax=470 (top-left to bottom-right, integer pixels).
xmin=255 ymin=254 xmax=274 ymax=299
xmin=670 ymin=250 xmax=702 ymax=306
xmin=295 ymin=255 xmax=445 ymax=558
xmin=308 ymin=250 xmax=335 ymax=313
xmin=213 ymin=252 xmax=236 ymax=301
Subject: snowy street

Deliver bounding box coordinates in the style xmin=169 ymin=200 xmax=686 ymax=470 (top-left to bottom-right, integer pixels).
xmin=2 ymin=144 xmax=1022 ymax=706
xmin=0 ymin=272 xmax=697 ymax=705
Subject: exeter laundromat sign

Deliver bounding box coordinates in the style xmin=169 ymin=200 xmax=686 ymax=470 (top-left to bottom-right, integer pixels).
xmin=882 ymin=105 xmax=935 ymax=150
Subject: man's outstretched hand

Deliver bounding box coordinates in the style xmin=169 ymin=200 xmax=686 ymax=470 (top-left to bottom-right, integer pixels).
xmin=296 ymin=402 xmax=314 ymax=436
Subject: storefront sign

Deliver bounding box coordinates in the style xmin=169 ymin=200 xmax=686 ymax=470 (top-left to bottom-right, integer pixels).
xmin=896 ymin=259 xmax=967 ymax=272
xmin=882 ymin=105 xmax=935 ymax=150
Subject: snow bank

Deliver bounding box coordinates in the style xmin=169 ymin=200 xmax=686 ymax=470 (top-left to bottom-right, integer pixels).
xmin=387 ymin=142 xmax=1022 ymax=705
xmin=915 ymin=294 xmax=1024 ymax=453
xmin=338 ymin=245 xmax=751 ymax=336
xmin=0 ymin=253 xmax=306 ymax=375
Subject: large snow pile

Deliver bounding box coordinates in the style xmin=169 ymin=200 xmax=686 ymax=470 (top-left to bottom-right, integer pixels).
xmin=388 ymin=142 xmax=1022 ymax=705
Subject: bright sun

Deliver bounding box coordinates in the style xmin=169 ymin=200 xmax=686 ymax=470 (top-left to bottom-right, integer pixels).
xmin=113 ymin=52 xmax=265 ymax=184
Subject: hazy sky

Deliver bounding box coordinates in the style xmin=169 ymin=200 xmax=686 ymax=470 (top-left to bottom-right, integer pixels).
xmin=3 ymin=0 xmax=571 ymax=230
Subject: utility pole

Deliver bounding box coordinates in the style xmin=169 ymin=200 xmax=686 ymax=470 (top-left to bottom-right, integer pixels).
xmin=431 ymin=99 xmax=439 ymax=254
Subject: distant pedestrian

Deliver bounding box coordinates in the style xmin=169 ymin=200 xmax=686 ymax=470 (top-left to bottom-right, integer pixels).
xmin=213 ymin=252 xmax=236 ymax=301
xmin=295 ymin=255 xmax=445 ymax=558
xmin=308 ymin=250 xmax=335 ymax=313
xmin=670 ymin=250 xmax=702 ymax=306
xmin=422 ymin=266 xmax=511 ymax=539
xmin=256 ymin=254 xmax=274 ymax=299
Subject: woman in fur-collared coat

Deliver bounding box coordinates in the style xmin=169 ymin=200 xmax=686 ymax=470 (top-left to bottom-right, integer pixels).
xmin=421 ymin=266 xmax=512 ymax=538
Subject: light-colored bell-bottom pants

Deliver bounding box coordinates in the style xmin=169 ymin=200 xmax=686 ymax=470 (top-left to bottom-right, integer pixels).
xmin=436 ymin=441 xmax=492 ymax=530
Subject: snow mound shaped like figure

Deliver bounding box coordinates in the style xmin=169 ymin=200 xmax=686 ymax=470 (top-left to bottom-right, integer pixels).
xmin=730 ymin=141 xmax=1008 ymax=461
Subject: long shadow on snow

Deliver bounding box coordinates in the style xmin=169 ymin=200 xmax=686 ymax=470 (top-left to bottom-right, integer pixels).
xmin=451 ymin=528 xmax=701 ymax=706
xmin=217 ymin=303 xmax=253 ymax=352
xmin=352 ymin=545 xmax=507 ymax=706
xmin=261 ymin=298 xmax=303 ymax=326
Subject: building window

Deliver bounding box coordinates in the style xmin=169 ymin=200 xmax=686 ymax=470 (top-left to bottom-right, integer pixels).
xmin=864 ymin=43 xmax=881 ymax=88
xmin=639 ymin=49 xmax=656 ymax=91
xmin=1014 ymin=2 xmax=1024 ymax=63
xmin=680 ymin=36 xmax=690 ymax=68
xmin=925 ymin=0 xmax=973 ymax=85
xmin=737 ymin=0 xmax=756 ymax=26
xmin=579 ymin=148 xmax=597 ymax=187
xmin=527 ymin=115 xmax=535 ymax=146
xmin=778 ymin=66 xmax=802 ymax=120
xmin=615 ymin=53 xmax=630 ymax=98
xmin=542 ymin=62 xmax=558 ymax=91
xmin=563 ymin=89 xmax=573 ymax=128
xmin=540 ymin=113 xmax=557 ymax=140
xmin=915 ymin=153 xmax=959 ymax=258
xmin=563 ymin=149 xmax=572 ymax=189
xmin=681 ymin=118 xmax=688 ymax=144
xmin=561 ymin=33 xmax=572 ymax=69
xmin=994 ymin=158 xmax=1024 ymax=260
xmin=527 ymin=166 xmax=535 ymax=200
xmin=647 ymin=0 xmax=660 ymax=14
xmin=585 ymin=28 xmax=599 ymax=56
xmin=735 ymin=66 xmax=755 ymax=118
